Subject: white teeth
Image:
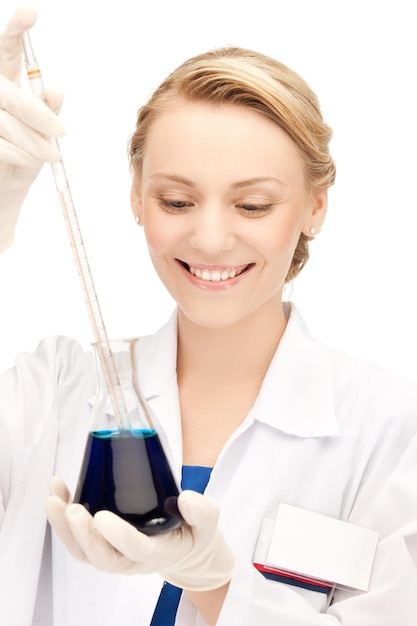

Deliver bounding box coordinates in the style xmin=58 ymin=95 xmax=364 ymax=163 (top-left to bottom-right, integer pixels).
xmin=188 ymin=265 xmax=246 ymax=281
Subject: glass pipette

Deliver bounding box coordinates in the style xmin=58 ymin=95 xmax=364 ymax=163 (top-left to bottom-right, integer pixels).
xmin=21 ymin=29 xmax=131 ymax=432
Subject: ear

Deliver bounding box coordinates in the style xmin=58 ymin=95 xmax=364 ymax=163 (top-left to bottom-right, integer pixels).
xmin=130 ymin=175 xmax=142 ymax=223
xmin=302 ymin=189 xmax=328 ymax=236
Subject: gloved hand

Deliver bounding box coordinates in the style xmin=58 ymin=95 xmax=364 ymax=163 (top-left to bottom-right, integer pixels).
xmin=0 ymin=8 xmax=65 ymax=252
xmin=46 ymin=477 xmax=235 ymax=591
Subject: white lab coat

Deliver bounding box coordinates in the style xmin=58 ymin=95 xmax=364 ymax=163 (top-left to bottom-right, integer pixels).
xmin=1 ymin=304 xmax=417 ymax=625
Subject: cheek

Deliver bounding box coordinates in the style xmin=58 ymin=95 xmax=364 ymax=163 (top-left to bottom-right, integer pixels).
xmin=143 ymin=223 xmax=163 ymax=256
xmin=143 ymin=214 xmax=189 ymax=274
xmin=249 ymin=217 xmax=302 ymax=263
xmin=143 ymin=211 xmax=173 ymax=257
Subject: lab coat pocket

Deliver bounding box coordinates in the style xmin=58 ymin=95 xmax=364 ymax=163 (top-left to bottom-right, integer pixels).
xmin=253 ymin=503 xmax=379 ymax=600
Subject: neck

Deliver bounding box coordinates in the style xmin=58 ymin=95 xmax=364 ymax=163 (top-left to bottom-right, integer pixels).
xmin=177 ymin=297 xmax=289 ymax=383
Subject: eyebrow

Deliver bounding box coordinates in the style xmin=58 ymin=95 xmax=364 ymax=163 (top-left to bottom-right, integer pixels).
xmin=151 ymin=174 xmax=197 ymax=187
xmin=150 ymin=174 xmax=288 ymax=189
xmin=231 ymin=177 xmax=288 ymax=190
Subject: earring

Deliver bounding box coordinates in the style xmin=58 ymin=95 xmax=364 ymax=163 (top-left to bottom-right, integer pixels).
xmin=309 ymin=226 xmax=316 ymax=236
xmin=135 ymin=215 xmax=141 ymax=225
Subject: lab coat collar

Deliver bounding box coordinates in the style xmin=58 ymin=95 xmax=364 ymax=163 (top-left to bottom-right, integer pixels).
xmin=136 ymin=304 xmax=340 ymax=440
xmin=135 ymin=308 xmax=179 ymax=398
xmin=251 ymin=304 xmax=340 ymax=438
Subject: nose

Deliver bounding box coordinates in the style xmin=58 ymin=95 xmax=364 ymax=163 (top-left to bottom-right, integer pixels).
xmin=189 ymin=203 xmax=236 ymax=255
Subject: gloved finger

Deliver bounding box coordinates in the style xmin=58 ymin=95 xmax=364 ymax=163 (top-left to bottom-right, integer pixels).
xmin=49 ymin=476 xmax=72 ymax=502
xmin=0 ymin=75 xmax=66 ymax=137
xmin=176 ymin=491 xmax=222 ymax=553
xmin=45 ymin=495 xmax=88 ymax=563
xmin=66 ymin=505 xmax=135 ymax=573
xmin=42 ymin=88 xmax=64 ymax=115
xmin=177 ymin=490 xmax=220 ymax=530
xmin=0 ymin=109 xmax=62 ymax=162
xmin=94 ymin=509 xmax=193 ymax=571
xmin=0 ymin=8 xmax=37 ymax=81
xmin=0 ymin=138 xmax=43 ymax=167
xmin=93 ymin=510 xmax=154 ymax=562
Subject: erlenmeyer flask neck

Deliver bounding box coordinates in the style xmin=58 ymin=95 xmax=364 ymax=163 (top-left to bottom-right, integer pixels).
xmin=90 ymin=338 xmax=153 ymax=435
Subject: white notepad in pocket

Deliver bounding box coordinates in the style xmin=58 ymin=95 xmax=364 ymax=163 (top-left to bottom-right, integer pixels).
xmin=266 ymin=503 xmax=379 ymax=592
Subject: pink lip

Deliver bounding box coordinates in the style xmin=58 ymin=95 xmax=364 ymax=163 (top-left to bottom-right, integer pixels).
xmin=176 ymin=260 xmax=254 ymax=291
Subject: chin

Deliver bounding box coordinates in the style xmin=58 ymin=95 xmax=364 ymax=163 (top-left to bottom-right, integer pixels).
xmin=177 ymin=303 xmax=257 ymax=331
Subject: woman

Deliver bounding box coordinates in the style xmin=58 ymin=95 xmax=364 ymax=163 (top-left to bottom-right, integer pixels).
xmin=1 ymin=9 xmax=417 ymax=626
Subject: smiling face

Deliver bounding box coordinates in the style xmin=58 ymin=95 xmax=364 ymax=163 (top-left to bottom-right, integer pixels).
xmin=131 ymin=100 xmax=327 ymax=330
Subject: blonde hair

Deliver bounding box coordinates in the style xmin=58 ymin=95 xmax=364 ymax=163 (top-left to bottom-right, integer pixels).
xmin=129 ymin=47 xmax=336 ymax=281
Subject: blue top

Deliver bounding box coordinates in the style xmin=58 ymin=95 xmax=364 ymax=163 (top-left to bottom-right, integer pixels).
xmin=150 ymin=465 xmax=213 ymax=626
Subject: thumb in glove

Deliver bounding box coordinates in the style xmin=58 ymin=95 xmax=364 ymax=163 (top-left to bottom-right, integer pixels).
xmin=0 ymin=8 xmax=37 ymax=82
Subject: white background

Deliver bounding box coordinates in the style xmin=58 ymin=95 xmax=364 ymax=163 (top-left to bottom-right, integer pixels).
xmin=0 ymin=0 xmax=416 ymax=382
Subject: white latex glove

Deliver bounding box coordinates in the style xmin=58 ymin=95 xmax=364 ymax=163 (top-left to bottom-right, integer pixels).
xmin=0 ymin=8 xmax=65 ymax=252
xmin=46 ymin=477 xmax=235 ymax=591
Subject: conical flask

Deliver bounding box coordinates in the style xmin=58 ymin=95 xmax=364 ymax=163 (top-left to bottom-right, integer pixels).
xmin=74 ymin=338 xmax=183 ymax=535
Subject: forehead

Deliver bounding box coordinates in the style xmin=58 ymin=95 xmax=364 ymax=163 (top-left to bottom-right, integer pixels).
xmin=142 ymin=100 xmax=306 ymax=186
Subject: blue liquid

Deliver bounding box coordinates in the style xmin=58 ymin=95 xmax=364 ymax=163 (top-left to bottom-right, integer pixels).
xmin=74 ymin=429 xmax=183 ymax=535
